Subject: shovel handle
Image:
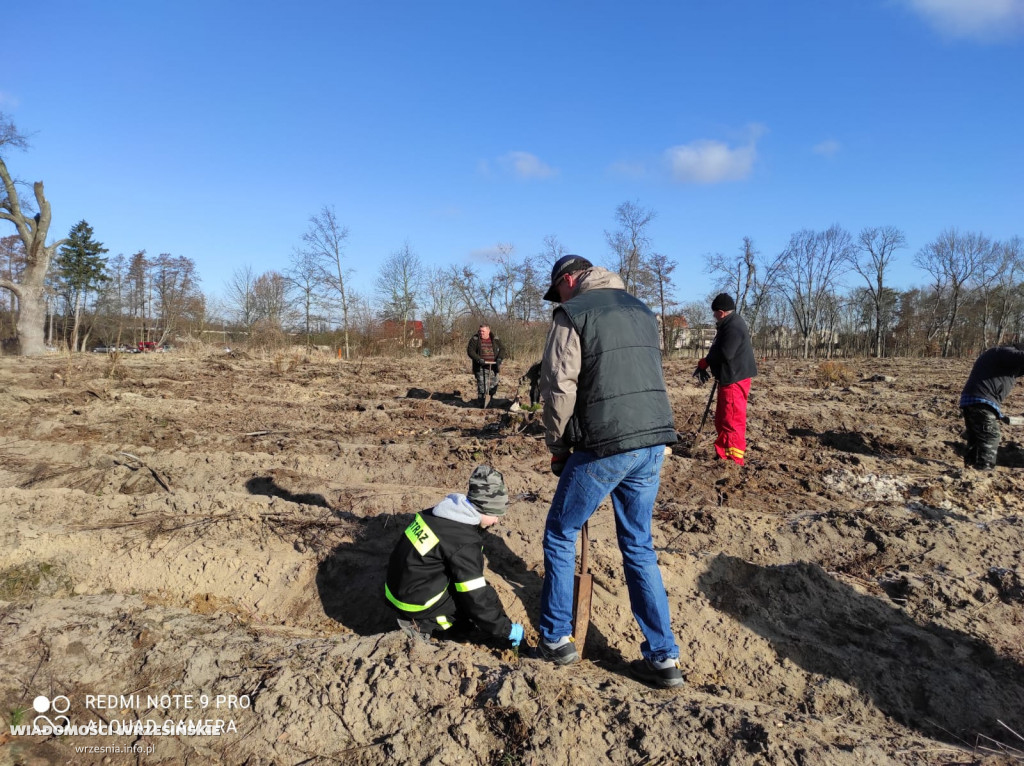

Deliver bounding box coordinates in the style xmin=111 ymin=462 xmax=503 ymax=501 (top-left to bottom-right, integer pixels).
xmin=698 ymin=380 xmax=718 ymax=433
xmin=580 ymin=522 xmax=590 ymax=573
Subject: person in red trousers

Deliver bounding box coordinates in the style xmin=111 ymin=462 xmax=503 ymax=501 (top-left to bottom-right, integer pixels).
xmin=693 ymin=294 xmax=758 ymax=465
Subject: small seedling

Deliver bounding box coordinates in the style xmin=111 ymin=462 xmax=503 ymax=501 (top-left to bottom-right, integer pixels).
xmin=9 ymin=705 xmax=28 ymax=726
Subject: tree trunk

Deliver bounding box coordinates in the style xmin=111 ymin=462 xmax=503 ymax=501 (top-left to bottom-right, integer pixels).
xmin=16 ymin=284 xmax=47 ymax=356
xmin=874 ymin=304 xmax=883 ymax=358
xmin=71 ymin=292 xmax=82 ymax=353
xmin=0 ymin=160 xmax=65 ymax=355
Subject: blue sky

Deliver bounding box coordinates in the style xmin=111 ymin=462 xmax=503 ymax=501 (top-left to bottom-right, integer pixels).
xmin=3 ymin=0 xmax=1023 ymax=307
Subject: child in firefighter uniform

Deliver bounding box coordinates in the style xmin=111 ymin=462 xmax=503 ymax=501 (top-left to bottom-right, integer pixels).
xmin=383 ymin=465 xmax=524 ymax=648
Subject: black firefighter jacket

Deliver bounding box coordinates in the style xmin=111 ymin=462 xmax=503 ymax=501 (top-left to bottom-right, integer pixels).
xmin=706 ymin=311 xmax=758 ymax=386
xmin=384 ymin=494 xmax=512 ymax=641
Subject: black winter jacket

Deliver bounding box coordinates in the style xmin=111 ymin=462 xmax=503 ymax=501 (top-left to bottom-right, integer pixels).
xmin=959 ymin=345 xmax=1024 ymax=411
xmin=383 ymin=495 xmax=512 ymax=641
xmin=705 ymin=312 xmax=758 ymax=386
xmin=467 ymin=334 xmax=505 ymax=373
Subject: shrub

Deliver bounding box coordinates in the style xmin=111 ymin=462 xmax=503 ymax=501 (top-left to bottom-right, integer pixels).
xmin=813 ymin=360 xmax=852 ymax=388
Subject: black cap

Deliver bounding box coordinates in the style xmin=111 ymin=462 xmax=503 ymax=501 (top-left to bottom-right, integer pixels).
xmin=711 ymin=293 xmax=736 ymax=312
xmin=543 ymin=254 xmax=593 ymax=302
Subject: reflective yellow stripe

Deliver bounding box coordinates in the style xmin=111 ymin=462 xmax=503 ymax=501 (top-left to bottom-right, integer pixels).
xmin=435 ymin=615 xmax=452 ymax=629
xmin=384 ymin=583 xmax=448 ymax=612
xmin=404 ymin=513 xmax=440 ymax=556
xmin=455 ymin=576 xmax=486 ymax=592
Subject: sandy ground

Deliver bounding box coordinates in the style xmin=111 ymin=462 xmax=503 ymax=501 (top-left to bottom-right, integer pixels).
xmin=1 ymin=349 xmax=1023 ymax=765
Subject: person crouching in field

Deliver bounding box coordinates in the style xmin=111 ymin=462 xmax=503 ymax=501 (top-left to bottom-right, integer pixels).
xmin=383 ymin=465 xmax=524 ymax=650
xmin=959 ymin=343 xmax=1024 ymax=470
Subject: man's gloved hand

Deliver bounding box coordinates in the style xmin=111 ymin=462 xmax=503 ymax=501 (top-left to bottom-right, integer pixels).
xmin=551 ymin=454 xmax=569 ymax=477
xmin=508 ymin=623 xmax=524 ymax=648
xmin=692 ymin=366 xmax=711 ymax=386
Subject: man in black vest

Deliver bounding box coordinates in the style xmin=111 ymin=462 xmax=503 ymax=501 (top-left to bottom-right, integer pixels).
xmin=535 ymin=254 xmax=682 ymax=688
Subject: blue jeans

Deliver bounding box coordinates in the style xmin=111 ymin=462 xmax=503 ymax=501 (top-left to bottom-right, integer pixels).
xmin=539 ymin=445 xmax=679 ymax=662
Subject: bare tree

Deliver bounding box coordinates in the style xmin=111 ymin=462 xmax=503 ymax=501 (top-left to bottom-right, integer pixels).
xmin=679 ymin=299 xmax=712 ymax=357
xmin=285 ymin=248 xmax=325 ymax=346
xmin=125 ymin=251 xmax=151 ymax=346
xmin=705 ymin=237 xmax=784 ymax=334
xmin=375 ymin=242 xmax=423 ymax=347
xmin=778 ymin=225 xmax=854 ymax=358
xmin=224 ymin=265 xmax=259 ymax=332
xmin=92 ymin=253 xmax=131 ymax=346
xmin=0 ymin=234 xmax=25 ymax=338
xmin=605 ymin=200 xmax=657 ymax=301
xmin=488 ymin=242 xmax=526 ymax=320
xmin=303 ymin=206 xmax=353 ymax=359
xmin=513 ymin=254 xmax=546 ymax=322
xmin=251 ymin=271 xmax=290 ymax=330
xmin=847 ymin=226 xmax=907 ymax=357
xmin=914 ymin=228 xmax=994 ymax=357
xmin=989 ymin=237 xmax=1024 ymax=345
xmin=151 ymin=254 xmax=203 ymax=345
xmin=0 ymin=113 xmax=67 ymax=355
xmin=527 ymin=234 xmax=567 ymax=319
xmin=539 ymin=234 xmax=567 ymax=264
xmin=423 ymin=265 xmax=460 ymax=350
xmin=449 ymin=264 xmax=497 ymax=319
xmin=648 ymin=252 xmax=678 ymax=354
xmin=706 ymin=236 xmax=756 ymax=311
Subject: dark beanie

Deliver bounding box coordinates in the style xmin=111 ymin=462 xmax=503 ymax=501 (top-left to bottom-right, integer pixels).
xmin=711 ymin=293 xmax=736 ymax=312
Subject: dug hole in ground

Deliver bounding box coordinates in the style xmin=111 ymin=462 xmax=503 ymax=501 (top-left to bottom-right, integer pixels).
xmin=1 ymin=351 xmax=1023 ymax=765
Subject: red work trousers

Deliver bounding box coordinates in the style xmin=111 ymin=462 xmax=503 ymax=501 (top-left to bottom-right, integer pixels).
xmin=714 ymin=378 xmax=751 ymax=465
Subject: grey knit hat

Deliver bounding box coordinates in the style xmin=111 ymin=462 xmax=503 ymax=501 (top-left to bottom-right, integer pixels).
xmin=467 ymin=465 xmax=509 ymax=517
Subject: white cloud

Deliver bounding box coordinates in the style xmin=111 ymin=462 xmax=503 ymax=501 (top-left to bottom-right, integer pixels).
xmin=497 ymin=151 xmax=557 ymax=180
xmin=905 ymin=0 xmax=1024 ymax=41
xmin=812 ymin=139 xmax=841 ymax=157
xmin=664 ymin=134 xmax=759 ymax=184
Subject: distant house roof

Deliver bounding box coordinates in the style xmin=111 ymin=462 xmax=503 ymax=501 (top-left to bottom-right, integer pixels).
xmin=378 ymin=320 xmax=425 ymax=341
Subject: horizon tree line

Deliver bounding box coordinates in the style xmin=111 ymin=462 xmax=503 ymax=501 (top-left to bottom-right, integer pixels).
xmin=4 ymin=112 xmax=1024 ymax=359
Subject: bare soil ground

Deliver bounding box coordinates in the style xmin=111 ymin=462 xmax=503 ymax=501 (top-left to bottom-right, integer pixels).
xmin=1 ymin=350 xmax=1023 ymax=765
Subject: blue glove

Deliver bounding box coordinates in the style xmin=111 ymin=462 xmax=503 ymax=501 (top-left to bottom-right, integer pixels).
xmin=508 ymin=623 xmax=524 ymax=647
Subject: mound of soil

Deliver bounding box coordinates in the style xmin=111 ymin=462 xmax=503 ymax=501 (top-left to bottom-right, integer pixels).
xmin=1 ymin=352 xmax=1022 ymax=764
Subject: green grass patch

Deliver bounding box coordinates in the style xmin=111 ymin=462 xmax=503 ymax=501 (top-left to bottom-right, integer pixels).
xmin=0 ymin=561 xmax=73 ymax=600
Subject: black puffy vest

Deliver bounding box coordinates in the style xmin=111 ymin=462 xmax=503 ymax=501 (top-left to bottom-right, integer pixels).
xmin=559 ymin=289 xmax=676 ymax=456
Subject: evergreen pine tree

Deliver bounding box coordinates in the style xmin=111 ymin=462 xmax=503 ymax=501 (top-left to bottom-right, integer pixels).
xmin=56 ymin=220 xmax=108 ymax=351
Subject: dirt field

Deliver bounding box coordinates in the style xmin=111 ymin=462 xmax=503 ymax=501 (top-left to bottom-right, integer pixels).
xmin=1 ymin=349 xmax=1023 ymax=765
